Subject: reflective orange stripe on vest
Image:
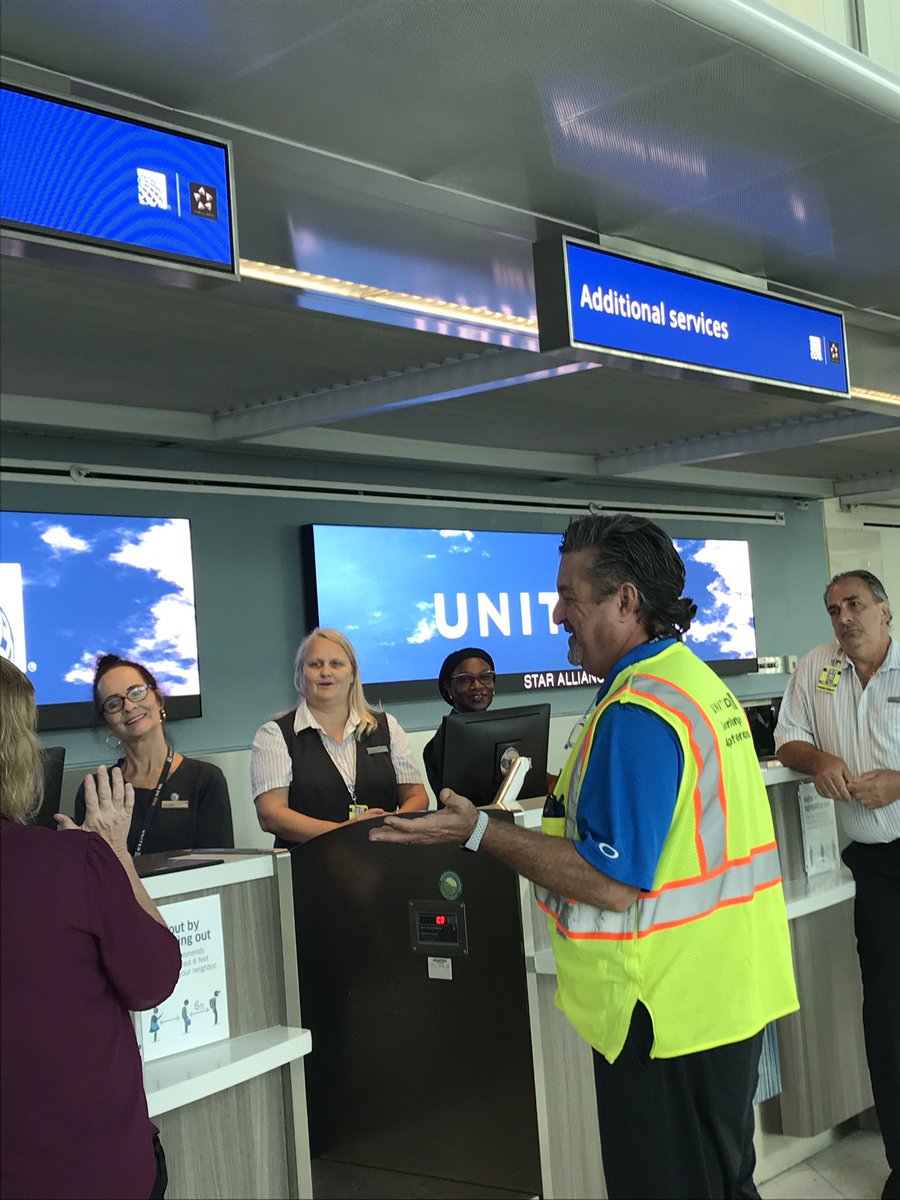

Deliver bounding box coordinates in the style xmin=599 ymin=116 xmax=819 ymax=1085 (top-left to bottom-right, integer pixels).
xmin=538 ymin=671 xmax=783 ymax=941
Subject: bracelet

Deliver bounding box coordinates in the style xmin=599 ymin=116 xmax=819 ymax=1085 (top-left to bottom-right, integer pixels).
xmin=461 ymin=809 xmax=490 ymax=853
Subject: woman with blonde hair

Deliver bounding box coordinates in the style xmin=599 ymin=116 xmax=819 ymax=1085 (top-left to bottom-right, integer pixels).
xmin=1 ymin=657 xmax=181 ymax=1199
xmin=251 ymin=627 xmax=427 ymax=847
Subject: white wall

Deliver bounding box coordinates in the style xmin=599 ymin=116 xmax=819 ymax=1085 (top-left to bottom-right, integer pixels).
xmin=822 ymin=499 xmax=900 ymax=613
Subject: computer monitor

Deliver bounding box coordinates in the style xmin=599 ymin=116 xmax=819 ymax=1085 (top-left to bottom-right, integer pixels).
xmin=31 ymin=746 xmax=66 ymax=830
xmin=440 ymin=704 xmax=551 ymax=806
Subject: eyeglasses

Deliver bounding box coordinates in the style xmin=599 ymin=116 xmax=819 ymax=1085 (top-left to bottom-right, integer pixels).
xmin=451 ymin=671 xmax=496 ymax=688
xmin=100 ymin=683 xmax=154 ymax=714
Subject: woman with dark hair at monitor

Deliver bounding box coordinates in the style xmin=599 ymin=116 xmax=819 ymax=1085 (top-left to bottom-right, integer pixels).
xmin=74 ymin=654 xmax=234 ymax=857
xmin=0 ymin=656 xmax=181 ymax=1199
xmin=251 ymin=627 xmax=428 ymax=847
xmin=422 ymin=647 xmax=496 ymax=801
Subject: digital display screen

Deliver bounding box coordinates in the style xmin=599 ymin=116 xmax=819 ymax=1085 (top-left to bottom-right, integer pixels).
xmin=535 ymin=237 xmax=848 ymax=396
xmin=0 ymin=84 xmax=236 ymax=274
xmin=409 ymin=902 xmax=467 ymax=954
xmin=0 ymin=511 xmax=202 ymax=728
xmin=302 ymin=524 xmax=759 ymax=698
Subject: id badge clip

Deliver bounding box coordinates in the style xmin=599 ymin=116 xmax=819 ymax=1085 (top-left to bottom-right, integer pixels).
xmin=816 ymin=665 xmax=842 ymax=693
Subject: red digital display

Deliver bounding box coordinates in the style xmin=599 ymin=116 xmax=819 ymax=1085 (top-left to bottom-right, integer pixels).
xmin=435 ymin=915 xmax=447 ymax=926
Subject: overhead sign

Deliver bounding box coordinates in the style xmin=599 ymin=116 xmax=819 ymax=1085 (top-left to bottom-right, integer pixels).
xmin=534 ymin=237 xmax=849 ymax=396
xmin=0 ymin=83 xmax=237 ymax=277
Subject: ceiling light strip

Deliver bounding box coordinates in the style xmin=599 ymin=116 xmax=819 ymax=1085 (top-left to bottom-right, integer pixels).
xmin=240 ymin=259 xmax=900 ymax=406
xmin=239 ymin=259 xmax=537 ymax=334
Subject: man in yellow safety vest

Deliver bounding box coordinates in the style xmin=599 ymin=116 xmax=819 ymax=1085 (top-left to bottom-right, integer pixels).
xmin=372 ymin=513 xmax=798 ymax=1198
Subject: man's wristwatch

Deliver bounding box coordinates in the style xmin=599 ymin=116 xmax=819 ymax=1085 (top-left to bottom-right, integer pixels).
xmin=461 ymin=809 xmax=490 ymax=853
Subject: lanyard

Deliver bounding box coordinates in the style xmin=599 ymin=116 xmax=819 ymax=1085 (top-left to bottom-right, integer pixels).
xmin=133 ymin=749 xmax=175 ymax=858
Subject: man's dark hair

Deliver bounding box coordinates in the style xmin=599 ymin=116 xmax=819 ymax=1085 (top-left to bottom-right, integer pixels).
xmin=824 ymin=570 xmax=892 ymax=625
xmin=560 ymin=513 xmax=697 ymax=639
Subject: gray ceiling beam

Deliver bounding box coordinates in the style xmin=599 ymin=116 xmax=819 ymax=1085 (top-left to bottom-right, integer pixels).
xmin=0 ymin=394 xmax=213 ymax=440
xmin=833 ymin=471 xmax=900 ymax=504
xmin=604 ymin=464 xmax=834 ymax=498
xmin=594 ymin=409 xmax=900 ymax=475
xmin=248 ymin=425 xmax=602 ymax=479
xmin=212 ymin=350 xmax=596 ymax=441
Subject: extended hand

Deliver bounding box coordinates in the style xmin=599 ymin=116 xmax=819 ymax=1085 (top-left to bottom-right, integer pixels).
xmin=368 ymin=789 xmax=479 ymax=846
xmin=55 ymin=765 xmax=134 ymax=857
xmin=849 ymin=769 xmax=900 ymax=810
xmin=812 ymin=754 xmax=855 ymax=803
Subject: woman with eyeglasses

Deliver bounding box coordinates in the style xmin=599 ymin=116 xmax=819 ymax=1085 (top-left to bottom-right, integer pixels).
xmin=73 ymin=654 xmax=234 ymax=857
xmin=422 ymin=647 xmax=496 ymax=801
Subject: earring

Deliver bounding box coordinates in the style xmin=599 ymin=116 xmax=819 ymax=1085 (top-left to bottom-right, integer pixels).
xmin=160 ymin=709 xmax=167 ymax=722
xmin=105 ymin=733 xmax=122 ymax=751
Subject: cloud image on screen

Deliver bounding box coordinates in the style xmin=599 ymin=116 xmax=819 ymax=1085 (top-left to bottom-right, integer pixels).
xmin=676 ymin=538 xmax=757 ymax=661
xmin=308 ymin=526 xmax=565 ymax=683
xmin=306 ymin=525 xmax=759 ymax=693
xmin=0 ymin=511 xmax=200 ymax=707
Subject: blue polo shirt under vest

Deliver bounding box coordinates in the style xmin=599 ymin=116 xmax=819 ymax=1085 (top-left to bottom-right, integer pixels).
xmin=573 ymin=637 xmax=684 ymax=891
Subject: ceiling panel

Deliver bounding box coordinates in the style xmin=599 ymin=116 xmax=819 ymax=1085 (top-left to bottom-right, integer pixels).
xmin=692 ymin=431 xmax=900 ymax=481
xmin=0 ymin=257 xmax=480 ymax=412
xmin=332 ymin=367 xmax=835 ymax=456
xmin=2 ymin=0 xmax=898 ymax=315
xmin=1 ymin=0 xmax=898 ymax=503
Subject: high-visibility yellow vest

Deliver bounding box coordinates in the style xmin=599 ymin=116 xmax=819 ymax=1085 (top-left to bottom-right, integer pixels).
xmin=535 ymin=641 xmax=798 ymax=1062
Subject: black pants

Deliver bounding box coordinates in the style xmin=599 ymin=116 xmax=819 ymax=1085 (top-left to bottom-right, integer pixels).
xmin=149 ymin=1133 xmax=168 ymax=1199
xmin=592 ymin=1002 xmax=763 ymax=1200
xmin=843 ymin=840 xmax=900 ymax=1200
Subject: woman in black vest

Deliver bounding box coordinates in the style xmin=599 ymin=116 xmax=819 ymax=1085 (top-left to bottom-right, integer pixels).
xmin=252 ymin=628 xmax=428 ymax=847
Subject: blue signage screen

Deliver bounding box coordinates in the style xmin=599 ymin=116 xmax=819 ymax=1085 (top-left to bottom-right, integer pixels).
xmin=538 ymin=238 xmax=848 ymax=396
xmin=302 ymin=524 xmax=759 ymax=700
xmin=0 ymin=85 xmax=236 ymax=274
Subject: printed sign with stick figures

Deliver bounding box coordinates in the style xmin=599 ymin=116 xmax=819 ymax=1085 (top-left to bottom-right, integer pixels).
xmin=136 ymin=894 xmax=229 ymax=1062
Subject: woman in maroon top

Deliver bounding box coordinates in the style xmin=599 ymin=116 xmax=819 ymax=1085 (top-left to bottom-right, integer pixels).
xmin=0 ymin=658 xmax=182 ymax=1199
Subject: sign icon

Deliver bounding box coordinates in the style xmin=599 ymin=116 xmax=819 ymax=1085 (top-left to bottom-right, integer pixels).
xmin=190 ymin=183 xmax=218 ymax=219
xmin=136 ymin=168 xmax=168 ymax=209
xmin=808 ymin=335 xmax=824 ymax=362
xmin=0 ymin=563 xmax=27 ymax=669
xmin=828 ymin=341 xmax=841 ymax=364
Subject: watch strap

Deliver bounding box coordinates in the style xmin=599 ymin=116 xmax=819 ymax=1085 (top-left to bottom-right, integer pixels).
xmin=461 ymin=809 xmax=490 ymax=852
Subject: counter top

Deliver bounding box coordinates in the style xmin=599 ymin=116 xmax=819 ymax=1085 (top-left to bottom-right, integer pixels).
xmin=143 ymin=849 xmax=286 ymax=900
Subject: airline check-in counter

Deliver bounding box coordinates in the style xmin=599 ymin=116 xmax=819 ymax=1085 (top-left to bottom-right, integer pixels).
xmin=137 ymin=851 xmax=313 ymax=1200
xmin=125 ymin=762 xmax=870 ymax=1200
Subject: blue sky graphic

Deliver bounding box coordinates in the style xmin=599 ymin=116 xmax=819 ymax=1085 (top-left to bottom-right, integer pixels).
xmin=0 ymin=512 xmax=199 ymax=706
xmin=311 ymin=526 xmax=757 ymax=684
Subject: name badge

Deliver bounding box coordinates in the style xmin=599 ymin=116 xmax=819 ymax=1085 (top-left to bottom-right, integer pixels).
xmin=348 ymin=802 xmax=369 ymax=820
xmin=816 ymin=665 xmax=842 ymax=693
xmin=162 ymin=795 xmax=189 ymax=810
xmin=366 ymin=745 xmax=389 ymax=755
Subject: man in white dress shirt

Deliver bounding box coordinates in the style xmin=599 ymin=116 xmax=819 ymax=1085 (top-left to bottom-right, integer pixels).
xmin=776 ymin=570 xmax=899 ymax=1200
